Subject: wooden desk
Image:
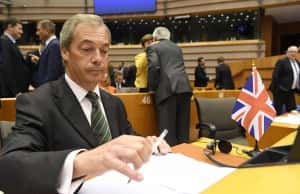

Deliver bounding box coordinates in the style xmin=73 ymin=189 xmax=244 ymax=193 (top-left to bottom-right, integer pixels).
xmin=115 ymin=93 xmax=157 ymax=136
xmin=246 ymin=116 xmax=299 ymax=149
xmin=172 ymin=143 xmax=246 ymax=167
xmin=202 ymin=131 xmax=300 ymax=194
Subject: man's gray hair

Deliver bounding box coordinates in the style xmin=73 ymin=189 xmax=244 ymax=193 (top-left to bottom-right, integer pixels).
xmin=60 ymin=14 xmax=111 ymax=50
xmin=152 ymin=26 xmax=171 ymax=40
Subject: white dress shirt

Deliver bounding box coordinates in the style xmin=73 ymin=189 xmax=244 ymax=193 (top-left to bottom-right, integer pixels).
xmin=290 ymin=59 xmax=300 ymax=89
xmin=57 ymin=74 xmax=110 ymax=194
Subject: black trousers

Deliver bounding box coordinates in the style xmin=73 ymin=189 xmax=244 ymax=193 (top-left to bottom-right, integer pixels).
xmin=273 ymin=89 xmax=296 ymax=115
xmin=156 ymin=93 xmax=191 ymax=146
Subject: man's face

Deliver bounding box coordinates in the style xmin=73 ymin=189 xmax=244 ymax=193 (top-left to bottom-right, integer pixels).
xmin=286 ymin=47 xmax=298 ymax=60
xmin=9 ymin=23 xmax=23 ymax=40
xmin=115 ymin=75 xmax=123 ymax=83
xmin=61 ymin=23 xmax=110 ymax=90
xmin=144 ymin=39 xmax=153 ymax=48
xmin=36 ymin=24 xmax=50 ymax=42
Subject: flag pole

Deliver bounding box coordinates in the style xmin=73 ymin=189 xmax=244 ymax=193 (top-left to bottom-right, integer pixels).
xmin=244 ymin=60 xmax=261 ymax=157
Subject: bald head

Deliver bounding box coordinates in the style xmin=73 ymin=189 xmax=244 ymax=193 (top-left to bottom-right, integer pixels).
xmin=286 ymin=46 xmax=298 ymax=60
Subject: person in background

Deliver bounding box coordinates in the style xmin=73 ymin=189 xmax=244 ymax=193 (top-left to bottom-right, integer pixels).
xmin=0 ymin=14 xmax=170 ymax=194
xmin=147 ymin=26 xmax=192 ymax=146
xmin=99 ymin=72 xmax=116 ymax=94
xmin=270 ymin=45 xmax=300 ymax=115
xmin=123 ymin=64 xmax=136 ymax=87
xmin=30 ymin=19 xmax=64 ymax=88
xmin=113 ymin=70 xmax=126 ymax=89
xmin=194 ymin=57 xmax=209 ymax=87
xmin=214 ymin=56 xmax=235 ymax=89
xmin=134 ymin=34 xmax=153 ymax=91
xmin=0 ymin=17 xmax=31 ymax=97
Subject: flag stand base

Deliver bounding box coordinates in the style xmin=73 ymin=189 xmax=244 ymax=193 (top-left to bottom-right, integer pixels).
xmin=243 ymin=140 xmax=260 ymax=157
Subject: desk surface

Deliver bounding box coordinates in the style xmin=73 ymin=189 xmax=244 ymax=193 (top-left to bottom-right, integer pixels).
xmin=202 ymin=131 xmax=300 ymax=194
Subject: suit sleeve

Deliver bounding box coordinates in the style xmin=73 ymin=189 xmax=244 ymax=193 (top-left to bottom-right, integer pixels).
xmin=214 ymin=66 xmax=220 ymax=88
xmin=146 ymin=46 xmax=160 ymax=91
xmin=45 ymin=42 xmax=64 ymax=82
xmin=1 ymin=39 xmax=17 ymax=95
xmin=0 ymin=94 xmax=71 ymax=194
xmin=271 ymin=59 xmax=283 ymax=91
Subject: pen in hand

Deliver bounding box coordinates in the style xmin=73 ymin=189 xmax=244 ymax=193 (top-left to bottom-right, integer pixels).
xmin=127 ymin=129 xmax=168 ymax=184
xmin=152 ymin=129 xmax=168 ymax=154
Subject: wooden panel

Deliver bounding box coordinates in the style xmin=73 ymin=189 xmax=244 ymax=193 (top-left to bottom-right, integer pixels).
xmin=114 ymin=93 xmax=158 ymax=136
xmin=0 ymin=98 xmax=16 ymax=122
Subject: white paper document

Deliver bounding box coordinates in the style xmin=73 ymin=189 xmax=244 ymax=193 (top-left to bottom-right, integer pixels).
xmin=274 ymin=113 xmax=300 ymax=125
xmin=79 ymin=153 xmax=235 ymax=194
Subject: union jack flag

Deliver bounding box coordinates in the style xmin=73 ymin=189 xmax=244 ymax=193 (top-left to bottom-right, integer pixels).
xmin=231 ymin=67 xmax=276 ymax=141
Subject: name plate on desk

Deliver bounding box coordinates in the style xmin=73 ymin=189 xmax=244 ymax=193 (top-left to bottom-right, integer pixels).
xmin=79 ymin=153 xmax=235 ymax=194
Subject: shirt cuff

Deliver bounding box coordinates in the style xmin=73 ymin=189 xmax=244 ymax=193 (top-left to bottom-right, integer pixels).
xmin=57 ymin=149 xmax=86 ymax=194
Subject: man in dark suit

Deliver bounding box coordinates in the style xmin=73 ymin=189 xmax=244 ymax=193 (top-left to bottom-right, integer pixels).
xmin=194 ymin=57 xmax=209 ymax=87
xmin=147 ymin=27 xmax=192 ymax=146
xmin=214 ymin=56 xmax=235 ymax=89
xmin=270 ymin=46 xmax=300 ymax=115
xmin=31 ymin=20 xmax=64 ymax=88
xmin=0 ymin=17 xmax=31 ymax=97
xmin=0 ymin=14 xmax=169 ymax=194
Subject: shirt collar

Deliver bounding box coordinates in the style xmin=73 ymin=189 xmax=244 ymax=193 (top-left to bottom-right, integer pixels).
xmin=65 ymin=74 xmax=100 ymax=103
xmin=4 ymin=32 xmax=16 ymax=44
xmin=45 ymin=35 xmax=56 ymax=47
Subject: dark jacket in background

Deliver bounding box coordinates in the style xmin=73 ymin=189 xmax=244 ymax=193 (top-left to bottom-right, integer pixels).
xmin=32 ymin=38 xmax=64 ymax=87
xmin=123 ymin=65 xmax=137 ymax=87
xmin=147 ymin=39 xmax=192 ymax=146
xmin=214 ymin=63 xmax=235 ymax=89
xmin=0 ymin=34 xmax=31 ymax=97
xmin=194 ymin=65 xmax=209 ymax=87
xmin=269 ymin=57 xmax=300 ymax=114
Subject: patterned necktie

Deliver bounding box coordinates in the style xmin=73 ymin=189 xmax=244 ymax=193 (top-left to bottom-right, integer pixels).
xmin=86 ymin=91 xmax=112 ymax=144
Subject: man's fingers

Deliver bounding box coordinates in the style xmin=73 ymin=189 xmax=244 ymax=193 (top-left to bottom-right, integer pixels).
xmin=104 ymin=153 xmax=144 ymax=181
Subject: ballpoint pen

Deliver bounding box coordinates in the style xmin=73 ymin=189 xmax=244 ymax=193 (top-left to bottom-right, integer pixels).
xmin=127 ymin=129 xmax=168 ymax=183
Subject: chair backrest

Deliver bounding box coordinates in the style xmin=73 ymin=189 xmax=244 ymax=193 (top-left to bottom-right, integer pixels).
xmin=194 ymin=97 xmax=243 ymax=140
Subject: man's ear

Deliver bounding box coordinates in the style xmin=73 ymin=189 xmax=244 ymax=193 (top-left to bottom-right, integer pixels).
xmin=60 ymin=47 xmax=69 ymax=65
xmin=61 ymin=47 xmax=69 ymax=60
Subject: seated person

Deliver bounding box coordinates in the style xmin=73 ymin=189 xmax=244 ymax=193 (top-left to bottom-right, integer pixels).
xmin=113 ymin=70 xmax=126 ymax=89
xmin=0 ymin=14 xmax=170 ymax=194
xmin=99 ymin=72 xmax=116 ymax=94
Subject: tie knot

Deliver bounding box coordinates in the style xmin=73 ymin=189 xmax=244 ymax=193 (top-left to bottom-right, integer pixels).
xmin=86 ymin=91 xmax=99 ymax=104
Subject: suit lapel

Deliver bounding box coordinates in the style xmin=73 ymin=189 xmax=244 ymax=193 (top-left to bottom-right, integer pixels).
xmin=3 ymin=35 xmax=24 ymax=61
xmin=52 ymin=77 xmax=99 ymax=147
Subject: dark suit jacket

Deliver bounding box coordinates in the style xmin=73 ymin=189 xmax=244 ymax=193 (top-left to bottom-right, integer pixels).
xmin=0 ymin=34 xmax=31 ymax=97
xmin=194 ymin=65 xmax=208 ymax=87
xmin=32 ymin=38 xmax=65 ymax=87
xmin=123 ymin=65 xmax=137 ymax=87
xmin=270 ymin=57 xmax=300 ymax=92
xmin=214 ymin=63 xmax=235 ymax=89
xmin=0 ymin=77 xmax=134 ymax=194
xmin=147 ymin=39 xmax=192 ymax=104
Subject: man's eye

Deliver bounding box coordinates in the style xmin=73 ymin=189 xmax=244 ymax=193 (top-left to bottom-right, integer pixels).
xmin=81 ymin=47 xmax=94 ymax=52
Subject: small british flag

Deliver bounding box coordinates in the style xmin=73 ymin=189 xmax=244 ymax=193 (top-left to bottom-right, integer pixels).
xmin=231 ymin=67 xmax=276 ymax=141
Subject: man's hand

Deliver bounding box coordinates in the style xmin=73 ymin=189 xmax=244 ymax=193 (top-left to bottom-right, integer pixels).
xmin=147 ymin=136 xmax=171 ymax=155
xmin=73 ymin=135 xmax=152 ymax=181
xmin=29 ymin=54 xmax=40 ymax=64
